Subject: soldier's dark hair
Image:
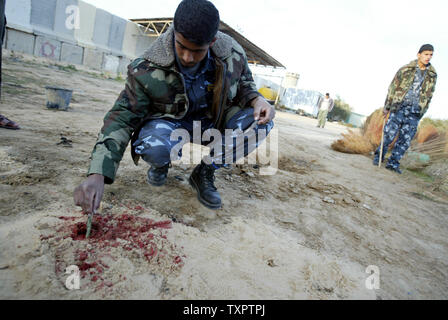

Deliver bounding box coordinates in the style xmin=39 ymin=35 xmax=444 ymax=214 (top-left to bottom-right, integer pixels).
xmin=326 ymin=93 xmax=330 ymax=96
xmin=174 ymin=0 xmax=220 ymax=45
xmin=418 ymin=44 xmax=434 ymax=53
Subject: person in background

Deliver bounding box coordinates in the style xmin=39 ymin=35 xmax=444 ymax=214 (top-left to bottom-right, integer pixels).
xmin=316 ymin=93 xmax=334 ymax=128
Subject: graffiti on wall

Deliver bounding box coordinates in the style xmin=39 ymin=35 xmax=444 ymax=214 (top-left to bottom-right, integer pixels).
xmin=39 ymin=41 xmax=57 ymax=58
xmin=280 ymin=89 xmax=323 ymax=116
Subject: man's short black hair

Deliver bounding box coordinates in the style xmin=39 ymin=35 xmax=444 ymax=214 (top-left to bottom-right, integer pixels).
xmin=325 ymin=93 xmax=330 ymax=96
xmin=174 ymin=0 xmax=220 ymax=45
xmin=418 ymin=44 xmax=434 ymax=53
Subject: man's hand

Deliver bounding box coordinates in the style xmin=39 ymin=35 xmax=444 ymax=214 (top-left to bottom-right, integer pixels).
xmin=74 ymin=174 xmax=105 ymax=214
xmin=251 ymin=96 xmax=276 ymax=125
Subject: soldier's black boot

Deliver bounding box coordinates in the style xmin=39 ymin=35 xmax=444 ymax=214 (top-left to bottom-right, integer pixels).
xmin=147 ymin=163 xmax=170 ymax=186
xmin=189 ymin=161 xmax=222 ymax=209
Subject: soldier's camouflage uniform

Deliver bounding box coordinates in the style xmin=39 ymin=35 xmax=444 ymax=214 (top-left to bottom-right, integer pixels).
xmin=374 ymin=59 xmax=437 ymax=170
xmin=88 ymin=25 xmax=271 ymax=184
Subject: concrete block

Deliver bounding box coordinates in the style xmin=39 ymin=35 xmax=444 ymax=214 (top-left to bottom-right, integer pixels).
xmin=108 ymin=15 xmax=127 ymax=51
xmin=34 ymin=35 xmax=61 ymax=60
xmin=54 ymin=0 xmax=77 ymax=39
xmin=74 ymin=1 xmax=96 ymax=47
xmin=6 ymin=28 xmax=35 ymax=55
xmin=5 ymin=0 xmax=32 ymax=30
xmin=92 ymin=9 xmax=111 ymax=48
xmin=83 ymin=47 xmax=103 ymax=70
xmin=30 ymin=0 xmax=57 ymax=31
xmin=60 ymin=42 xmax=84 ymax=65
xmin=118 ymin=57 xmax=131 ymax=75
xmin=121 ymin=21 xmax=139 ymax=58
xmin=103 ymin=54 xmax=119 ymax=73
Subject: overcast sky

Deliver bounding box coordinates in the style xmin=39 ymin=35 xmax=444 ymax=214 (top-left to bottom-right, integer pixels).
xmin=84 ymin=0 xmax=447 ymax=119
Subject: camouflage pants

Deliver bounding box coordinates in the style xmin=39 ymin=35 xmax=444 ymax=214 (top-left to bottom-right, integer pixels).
xmin=374 ymin=106 xmax=420 ymax=169
xmin=133 ymin=107 xmax=274 ymax=168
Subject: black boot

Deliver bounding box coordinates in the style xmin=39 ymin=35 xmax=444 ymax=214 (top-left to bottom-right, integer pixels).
xmin=147 ymin=163 xmax=170 ymax=186
xmin=385 ymin=164 xmax=402 ymax=174
xmin=189 ymin=162 xmax=222 ymax=209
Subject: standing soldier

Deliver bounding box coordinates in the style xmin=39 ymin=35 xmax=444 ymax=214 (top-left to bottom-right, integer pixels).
xmin=373 ymin=44 xmax=437 ymax=173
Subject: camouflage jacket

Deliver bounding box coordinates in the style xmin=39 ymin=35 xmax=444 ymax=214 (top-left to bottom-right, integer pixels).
xmin=87 ymin=25 xmax=261 ymax=184
xmin=384 ymin=59 xmax=437 ymax=117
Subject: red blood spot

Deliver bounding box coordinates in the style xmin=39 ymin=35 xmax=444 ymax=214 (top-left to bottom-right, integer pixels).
xmin=152 ymin=220 xmax=172 ymax=229
xmin=134 ymin=206 xmax=144 ymax=211
xmin=174 ymin=256 xmax=182 ymax=264
xmin=79 ymin=262 xmax=97 ymax=271
xmin=70 ymin=222 xmax=87 ymax=240
xmin=78 ymin=252 xmax=88 ymax=261
xmin=45 ymin=212 xmax=184 ymax=284
xmin=139 ymin=226 xmax=148 ymax=233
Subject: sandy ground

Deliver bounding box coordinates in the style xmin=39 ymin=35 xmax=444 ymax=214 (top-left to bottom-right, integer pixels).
xmin=1 ymin=50 xmax=447 ymax=300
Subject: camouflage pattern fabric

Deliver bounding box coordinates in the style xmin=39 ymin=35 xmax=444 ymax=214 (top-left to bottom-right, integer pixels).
xmin=384 ymin=60 xmax=437 ymax=117
xmin=87 ymin=25 xmax=262 ymax=184
xmin=133 ymin=107 xmax=273 ymax=168
xmin=374 ymin=105 xmax=420 ymax=170
xmin=403 ymin=68 xmax=427 ymax=110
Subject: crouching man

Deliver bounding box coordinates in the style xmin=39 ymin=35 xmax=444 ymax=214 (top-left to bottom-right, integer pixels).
xmin=74 ymin=0 xmax=275 ymax=212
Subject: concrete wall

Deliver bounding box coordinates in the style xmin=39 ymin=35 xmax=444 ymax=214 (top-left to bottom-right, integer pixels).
xmin=280 ymin=89 xmax=322 ymax=116
xmin=5 ymin=0 xmax=33 ymax=32
xmin=30 ymin=0 xmax=57 ymax=33
xmin=4 ymin=0 xmax=155 ymax=74
xmin=5 ymin=29 xmax=35 ymax=54
xmin=74 ymin=1 xmax=96 ymax=47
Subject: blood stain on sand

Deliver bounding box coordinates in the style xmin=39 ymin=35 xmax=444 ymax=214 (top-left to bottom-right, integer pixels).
xmin=42 ymin=210 xmax=185 ymax=293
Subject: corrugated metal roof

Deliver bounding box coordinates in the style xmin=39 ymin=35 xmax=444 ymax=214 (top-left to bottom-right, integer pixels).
xmin=130 ymin=18 xmax=285 ymax=68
